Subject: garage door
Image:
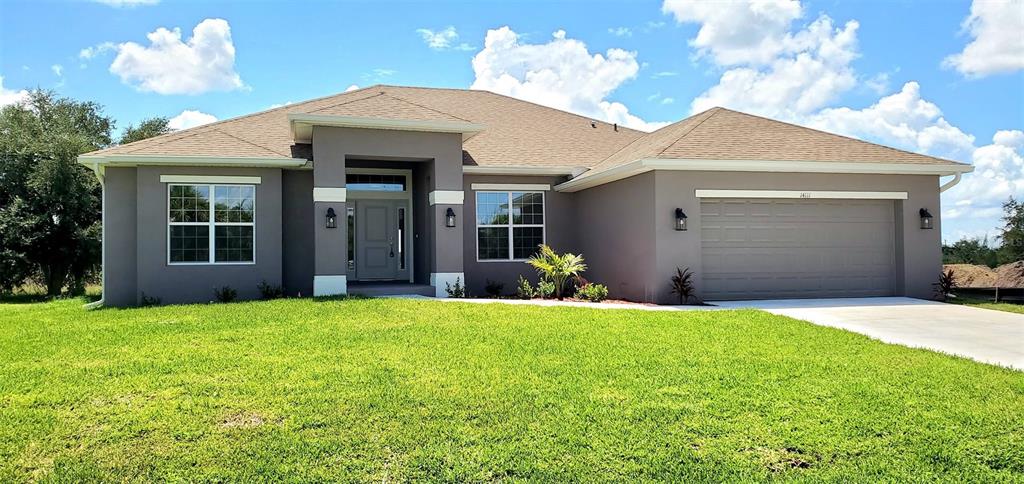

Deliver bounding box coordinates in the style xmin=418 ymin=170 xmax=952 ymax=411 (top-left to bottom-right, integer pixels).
xmin=700 ymin=198 xmax=896 ymax=300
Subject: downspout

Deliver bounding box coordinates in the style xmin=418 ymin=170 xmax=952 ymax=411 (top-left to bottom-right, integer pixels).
xmin=84 ymin=162 xmax=105 ymax=310
xmin=939 ymin=172 xmax=962 ymax=193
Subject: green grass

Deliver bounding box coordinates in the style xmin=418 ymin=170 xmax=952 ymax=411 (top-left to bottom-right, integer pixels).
xmin=951 ymin=296 xmax=1024 ymax=315
xmin=0 ymin=298 xmax=1021 ymax=482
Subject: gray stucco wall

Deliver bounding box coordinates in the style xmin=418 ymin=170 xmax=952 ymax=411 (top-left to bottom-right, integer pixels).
xmin=102 ymin=167 xmax=138 ymax=307
xmin=130 ymin=166 xmax=283 ymax=305
xmin=282 ymin=170 xmax=313 ymax=296
xmin=645 ymin=171 xmax=942 ymax=303
xmin=461 ymin=174 xmax=576 ymax=296
xmin=575 ymin=172 xmax=658 ymax=302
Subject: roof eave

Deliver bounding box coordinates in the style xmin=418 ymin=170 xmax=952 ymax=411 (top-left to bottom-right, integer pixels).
xmin=554 ymin=158 xmax=975 ymax=192
xmin=288 ymin=113 xmax=485 ymax=142
xmin=463 ymin=165 xmax=586 ymax=176
xmin=77 ymin=154 xmax=308 ymax=170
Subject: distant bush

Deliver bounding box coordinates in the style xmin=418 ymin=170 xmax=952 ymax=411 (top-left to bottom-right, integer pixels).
xmin=484 ymin=279 xmax=504 ymax=298
xmin=257 ymin=281 xmax=285 ymax=300
xmin=515 ymin=276 xmax=535 ymax=300
xmin=670 ymin=267 xmax=696 ymax=305
xmin=445 ymin=278 xmax=466 ymax=298
xmin=575 ymin=283 xmax=609 ymax=303
xmin=214 ymin=286 xmax=237 ymax=303
xmin=934 ymin=269 xmax=957 ymax=302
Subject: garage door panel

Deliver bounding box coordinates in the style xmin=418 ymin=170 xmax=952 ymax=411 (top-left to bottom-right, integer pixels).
xmin=700 ymin=198 xmax=895 ymax=300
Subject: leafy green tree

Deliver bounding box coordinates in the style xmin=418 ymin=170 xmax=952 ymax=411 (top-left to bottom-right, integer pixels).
xmin=942 ymin=236 xmax=999 ymax=268
xmin=119 ymin=117 xmax=171 ymax=145
xmin=0 ymin=90 xmax=112 ymax=296
xmin=998 ymin=197 xmax=1024 ymax=263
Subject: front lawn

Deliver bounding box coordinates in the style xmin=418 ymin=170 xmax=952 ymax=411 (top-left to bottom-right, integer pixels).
xmin=0 ymin=298 xmax=1021 ymax=481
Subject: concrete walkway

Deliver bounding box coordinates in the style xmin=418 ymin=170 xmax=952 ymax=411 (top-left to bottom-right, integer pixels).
xmin=714 ymin=297 xmax=1024 ymax=371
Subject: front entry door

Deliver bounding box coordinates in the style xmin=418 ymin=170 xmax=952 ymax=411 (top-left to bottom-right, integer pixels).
xmin=356 ymin=200 xmax=401 ymax=280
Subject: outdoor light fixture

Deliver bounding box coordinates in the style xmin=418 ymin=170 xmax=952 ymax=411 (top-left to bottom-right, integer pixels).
xmin=326 ymin=207 xmax=337 ymax=229
xmin=674 ymin=208 xmax=688 ymax=231
xmin=446 ymin=207 xmax=457 ymax=228
xmin=919 ymin=208 xmax=934 ymax=230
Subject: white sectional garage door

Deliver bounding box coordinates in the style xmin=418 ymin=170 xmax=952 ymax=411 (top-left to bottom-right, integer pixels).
xmin=700 ymin=198 xmax=896 ymax=300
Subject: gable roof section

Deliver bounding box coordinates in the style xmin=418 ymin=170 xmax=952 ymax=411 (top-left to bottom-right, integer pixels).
xmin=82 ymin=85 xmax=644 ymax=170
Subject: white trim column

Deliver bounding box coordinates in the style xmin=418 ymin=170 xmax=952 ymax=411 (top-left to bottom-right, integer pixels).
xmin=314 ymin=275 xmax=348 ymax=297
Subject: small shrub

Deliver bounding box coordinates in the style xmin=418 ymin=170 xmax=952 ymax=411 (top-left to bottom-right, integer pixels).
xmin=575 ymin=283 xmax=609 ymax=302
xmin=515 ymin=275 xmax=535 ymax=300
xmin=526 ymin=244 xmax=587 ymax=300
xmin=484 ymin=279 xmax=504 ymax=298
xmin=139 ymin=292 xmax=161 ymax=307
xmin=934 ymin=269 xmax=957 ymax=302
xmin=670 ymin=267 xmax=696 ymax=304
xmin=445 ymin=278 xmax=466 ymax=298
xmin=257 ymin=281 xmax=285 ymax=300
xmin=214 ymin=285 xmax=237 ymax=303
xmin=536 ymin=280 xmax=555 ymax=299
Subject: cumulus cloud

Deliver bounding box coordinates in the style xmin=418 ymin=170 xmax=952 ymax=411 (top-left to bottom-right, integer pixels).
xmin=470 ymin=26 xmax=668 ymax=131
xmin=943 ymin=0 xmax=1024 ymax=77
xmin=109 ymin=18 xmax=245 ymax=95
xmin=168 ymin=110 xmax=217 ymax=130
xmin=0 ymin=76 xmax=29 ymax=107
xmin=416 ymin=26 xmax=474 ymax=51
xmin=79 ymin=42 xmax=115 ymax=60
xmin=345 ymin=84 xmax=360 ymax=92
xmin=809 ymin=82 xmax=976 ymax=160
xmin=662 ymin=0 xmax=803 ymax=65
xmin=608 ymin=27 xmax=633 ymax=37
xmin=688 ymin=14 xmax=861 ymax=119
xmin=51 ymin=64 xmax=63 ymax=77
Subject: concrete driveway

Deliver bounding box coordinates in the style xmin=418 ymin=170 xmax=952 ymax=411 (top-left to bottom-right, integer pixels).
xmin=713 ymin=297 xmax=1024 ymax=371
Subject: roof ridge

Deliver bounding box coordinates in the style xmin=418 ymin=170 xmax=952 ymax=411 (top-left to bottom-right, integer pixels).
xmin=713 ymin=107 xmax=963 ymax=165
xmin=305 ymin=91 xmax=389 ymax=114
xmin=652 ymin=107 xmax=722 ymax=158
xmin=468 ymin=88 xmax=646 ymax=135
xmin=384 ymin=92 xmax=476 ymax=123
xmin=587 ymin=107 xmax=720 ymax=170
xmin=212 ymin=128 xmax=290 ymax=157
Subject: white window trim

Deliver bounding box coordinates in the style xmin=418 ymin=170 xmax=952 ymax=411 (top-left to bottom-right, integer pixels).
xmin=166 ymin=183 xmax=257 ymax=266
xmin=160 ymin=175 xmax=262 ymax=184
xmin=475 ymin=191 xmax=546 ymax=262
xmin=694 ymin=189 xmax=909 ymax=200
xmin=470 ymin=183 xmax=550 ymax=191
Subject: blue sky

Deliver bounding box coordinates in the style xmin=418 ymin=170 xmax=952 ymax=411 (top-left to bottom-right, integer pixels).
xmin=1 ymin=0 xmax=1022 ymax=242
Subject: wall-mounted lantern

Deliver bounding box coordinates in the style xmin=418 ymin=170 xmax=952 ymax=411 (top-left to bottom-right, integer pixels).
xmin=919 ymin=208 xmax=934 ymax=230
xmin=445 ymin=207 xmax=457 ymax=228
xmin=674 ymin=208 xmax=688 ymax=231
xmin=326 ymin=207 xmax=337 ymax=229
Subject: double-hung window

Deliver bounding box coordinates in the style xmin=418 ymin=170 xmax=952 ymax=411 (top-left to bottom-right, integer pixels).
xmin=168 ymin=184 xmax=256 ymax=264
xmin=476 ymin=191 xmax=544 ymax=260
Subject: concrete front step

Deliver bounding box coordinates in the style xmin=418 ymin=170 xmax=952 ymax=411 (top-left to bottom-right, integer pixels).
xmin=348 ymin=282 xmax=435 ymax=297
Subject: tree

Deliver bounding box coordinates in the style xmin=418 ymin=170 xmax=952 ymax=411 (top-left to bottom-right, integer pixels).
xmin=942 ymin=236 xmax=998 ymax=268
xmin=0 ymin=90 xmax=112 ymax=296
xmin=119 ymin=117 xmax=171 ymax=145
xmin=998 ymin=197 xmax=1024 ymax=263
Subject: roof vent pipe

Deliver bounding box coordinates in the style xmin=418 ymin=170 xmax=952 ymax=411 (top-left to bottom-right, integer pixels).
xmin=613 ymin=123 xmax=618 ymax=132
xmin=591 ymin=121 xmax=596 ymax=128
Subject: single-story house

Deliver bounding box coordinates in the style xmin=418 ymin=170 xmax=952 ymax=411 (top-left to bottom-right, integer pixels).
xmin=79 ymin=85 xmax=973 ymax=307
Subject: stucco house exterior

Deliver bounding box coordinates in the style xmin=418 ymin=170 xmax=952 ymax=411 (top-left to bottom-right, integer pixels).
xmin=79 ymin=85 xmax=973 ymax=307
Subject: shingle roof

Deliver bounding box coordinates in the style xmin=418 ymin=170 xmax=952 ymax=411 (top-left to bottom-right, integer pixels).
xmin=586 ymin=107 xmax=963 ymax=178
xmin=88 ymin=86 xmax=966 ymax=174
xmin=88 ymin=85 xmax=644 ymax=168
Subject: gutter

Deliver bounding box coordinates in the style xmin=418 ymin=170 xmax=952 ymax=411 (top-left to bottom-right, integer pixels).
xmin=83 ymin=162 xmax=105 ymax=310
xmin=554 ymin=158 xmax=975 ymax=192
xmin=939 ymin=172 xmax=963 ymax=193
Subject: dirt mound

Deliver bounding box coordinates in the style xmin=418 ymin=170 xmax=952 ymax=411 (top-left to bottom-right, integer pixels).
xmin=995 ymin=261 xmax=1024 ymax=288
xmin=943 ymin=264 xmax=997 ymax=288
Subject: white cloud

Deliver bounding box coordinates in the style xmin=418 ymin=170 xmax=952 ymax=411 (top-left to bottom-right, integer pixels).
xmin=345 ymin=84 xmax=360 ymax=92
xmin=864 ymin=72 xmax=890 ymax=95
xmin=91 ymin=0 xmax=159 ymax=6
xmin=608 ymin=27 xmax=633 ymax=37
xmin=470 ymin=26 xmax=668 ymax=132
xmin=943 ymin=0 xmax=1024 ymax=77
xmin=168 ymin=110 xmax=217 ymax=130
xmin=689 ymin=15 xmax=861 ymax=119
xmin=651 ymin=71 xmax=678 ymax=78
xmin=662 ymin=0 xmax=803 ymax=65
xmin=51 ymin=64 xmax=63 ymax=77
xmin=661 ymin=97 xmax=675 ymax=105
xmin=109 ymin=18 xmax=245 ymax=95
xmin=416 ymin=26 xmax=474 ymax=51
xmin=0 ymin=76 xmax=29 ymax=107
xmin=79 ymin=42 xmax=115 ymax=60
xmin=809 ymin=82 xmax=976 ymax=160
xmin=267 ymin=101 xmax=293 ymax=109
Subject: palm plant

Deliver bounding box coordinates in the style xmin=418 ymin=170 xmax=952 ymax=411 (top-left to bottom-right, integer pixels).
xmin=670 ymin=267 xmax=696 ymax=304
xmin=526 ymin=244 xmax=587 ymax=300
